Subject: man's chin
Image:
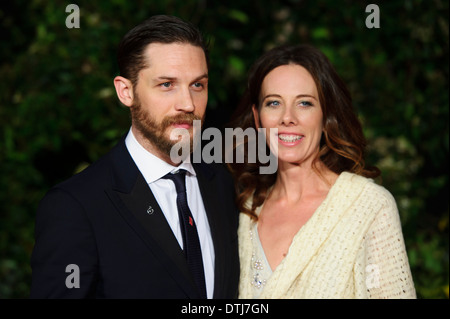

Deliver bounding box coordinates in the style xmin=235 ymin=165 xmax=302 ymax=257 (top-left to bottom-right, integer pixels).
xmin=160 ymin=133 xmax=194 ymax=160
xmin=168 ymin=127 xmax=192 ymax=141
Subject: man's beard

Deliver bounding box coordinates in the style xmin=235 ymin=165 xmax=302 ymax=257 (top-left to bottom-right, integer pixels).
xmin=130 ymin=96 xmax=203 ymax=159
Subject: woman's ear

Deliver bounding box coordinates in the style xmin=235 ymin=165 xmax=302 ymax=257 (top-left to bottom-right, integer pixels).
xmin=113 ymin=76 xmax=134 ymax=107
xmin=252 ymin=104 xmax=261 ymax=129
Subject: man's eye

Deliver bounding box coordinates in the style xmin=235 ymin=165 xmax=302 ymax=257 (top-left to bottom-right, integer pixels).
xmin=160 ymin=82 xmax=172 ymax=88
xmin=193 ymin=82 xmax=204 ymax=88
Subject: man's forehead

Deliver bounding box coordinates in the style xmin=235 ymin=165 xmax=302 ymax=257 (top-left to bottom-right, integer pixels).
xmin=141 ymin=43 xmax=208 ymax=78
xmin=143 ymin=42 xmax=206 ymax=63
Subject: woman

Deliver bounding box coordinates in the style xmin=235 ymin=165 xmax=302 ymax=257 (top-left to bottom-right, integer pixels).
xmin=228 ymin=44 xmax=416 ymax=298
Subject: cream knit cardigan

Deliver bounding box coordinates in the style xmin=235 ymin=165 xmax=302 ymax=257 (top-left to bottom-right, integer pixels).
xmin=238 ymin=172 xmax=416 ymax=299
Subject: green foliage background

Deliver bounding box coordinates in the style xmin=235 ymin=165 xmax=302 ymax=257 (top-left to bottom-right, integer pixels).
xmin=0 ymin=0 xmax=448 ymax=298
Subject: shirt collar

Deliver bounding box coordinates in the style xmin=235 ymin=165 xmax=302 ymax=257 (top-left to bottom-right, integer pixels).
xmin=125 ymin=128 xmax=196 ymax=184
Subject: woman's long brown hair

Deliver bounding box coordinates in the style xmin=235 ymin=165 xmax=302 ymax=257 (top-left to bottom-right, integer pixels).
xmin=227 ymin=44 xmax=380 ymax=220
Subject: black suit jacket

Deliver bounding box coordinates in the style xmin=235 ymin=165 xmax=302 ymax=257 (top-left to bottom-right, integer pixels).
xmin=30 ymin=137 xmax=239 ymax=298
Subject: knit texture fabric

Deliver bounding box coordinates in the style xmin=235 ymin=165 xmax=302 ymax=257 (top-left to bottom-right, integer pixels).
xmin=238 ymin=172 xmax=416 ymax=299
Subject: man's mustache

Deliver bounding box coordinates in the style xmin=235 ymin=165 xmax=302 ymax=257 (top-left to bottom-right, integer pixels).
xmin=161 ymin=113 xmax=203 ymax=130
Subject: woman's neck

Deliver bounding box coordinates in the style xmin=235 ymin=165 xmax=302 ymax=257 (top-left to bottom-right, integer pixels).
xmin=271 ymin=160 xmax=338 ymax=203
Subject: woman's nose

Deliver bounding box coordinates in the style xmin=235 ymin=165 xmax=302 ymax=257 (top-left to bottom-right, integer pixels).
xmin=280 ymin=107 xmax=297 ymax=126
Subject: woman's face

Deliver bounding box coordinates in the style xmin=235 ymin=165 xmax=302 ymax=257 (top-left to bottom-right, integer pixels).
xmin=253 ymin=64 xmax=323 ymax=167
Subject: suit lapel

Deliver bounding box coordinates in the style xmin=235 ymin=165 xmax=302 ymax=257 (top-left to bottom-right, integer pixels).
xmin=105 ymin=138 xmax=199 ymax=298
xmin=193 ymin=163 xmax=227 ymax=299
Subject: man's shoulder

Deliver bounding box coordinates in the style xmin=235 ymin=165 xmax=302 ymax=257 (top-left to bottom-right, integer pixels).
xmin=51 ymin=138 xmax=126 ymax=195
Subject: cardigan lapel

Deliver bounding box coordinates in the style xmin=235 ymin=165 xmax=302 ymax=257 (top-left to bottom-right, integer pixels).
xmin=259 ymin=172 xmax=370 ymax=298
xmin=104 ymin=138 xmax=199 ymax=298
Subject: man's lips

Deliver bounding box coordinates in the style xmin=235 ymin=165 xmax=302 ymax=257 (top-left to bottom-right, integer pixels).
xmin=171 ymin=122 xmax=192 ymax=129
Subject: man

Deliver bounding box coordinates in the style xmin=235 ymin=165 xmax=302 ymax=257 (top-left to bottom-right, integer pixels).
xmin=30 ymin=15 xmax=239 ymax=299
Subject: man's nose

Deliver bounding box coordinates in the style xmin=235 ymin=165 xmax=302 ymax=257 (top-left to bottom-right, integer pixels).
xmin=175 ymin=87 xmax=195 ymax=112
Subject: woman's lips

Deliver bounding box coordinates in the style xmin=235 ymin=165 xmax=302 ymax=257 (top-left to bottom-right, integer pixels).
xmin=277 ymin=133 xmax=304 ymax=146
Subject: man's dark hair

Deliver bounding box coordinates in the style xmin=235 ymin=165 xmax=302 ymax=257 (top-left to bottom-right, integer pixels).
xmin=117 ymin=15 xmax=209 ymax=86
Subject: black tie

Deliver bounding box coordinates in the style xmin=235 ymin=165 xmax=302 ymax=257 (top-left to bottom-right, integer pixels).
xmin=162 ymin=170 xmax=207 ymax=299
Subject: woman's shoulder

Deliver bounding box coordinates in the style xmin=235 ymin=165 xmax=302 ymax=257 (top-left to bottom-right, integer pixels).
xmin=338 ymin=171 xmax=396 ymax=206
xmin=239 ymin=208 xmax=256 ymax=229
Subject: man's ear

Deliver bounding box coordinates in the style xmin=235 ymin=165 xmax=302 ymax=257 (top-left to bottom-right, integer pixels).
xmin=113 ymin=76 xmax=134 ymax=107
xmin=252 ymin=104 xmax=261 ymax=129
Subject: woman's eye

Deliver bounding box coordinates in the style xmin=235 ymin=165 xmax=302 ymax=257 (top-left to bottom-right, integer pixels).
xmin=265 ymin=100 xmax=280 ymax=107
xmin=299 ymin=101 xmax=313 ymax=107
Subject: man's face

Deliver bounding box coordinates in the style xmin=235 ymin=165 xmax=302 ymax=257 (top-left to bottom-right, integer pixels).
xmin=130 ymin=43 xmax=208 ymax=163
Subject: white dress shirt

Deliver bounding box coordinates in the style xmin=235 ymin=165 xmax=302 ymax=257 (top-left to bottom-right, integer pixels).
xmin=125 ymin=128 xmax=215 ymax=298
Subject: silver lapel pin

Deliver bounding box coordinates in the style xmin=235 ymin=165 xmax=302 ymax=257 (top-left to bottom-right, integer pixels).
xmin=146 ymin=206 xmax=154 ymax=215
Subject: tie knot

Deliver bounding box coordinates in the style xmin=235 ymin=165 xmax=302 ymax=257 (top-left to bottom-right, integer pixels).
xmin=162 ymin=169 xmax=187 ymax=194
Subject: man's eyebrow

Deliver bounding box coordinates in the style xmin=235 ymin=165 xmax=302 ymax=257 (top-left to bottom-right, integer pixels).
xmin=152 ymin=76 xmax=177 ymax=82
xmin=152 ymin=73 xmax=208 ymax=82
xmin=192 ymin=73 xmax=209 ymax=82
